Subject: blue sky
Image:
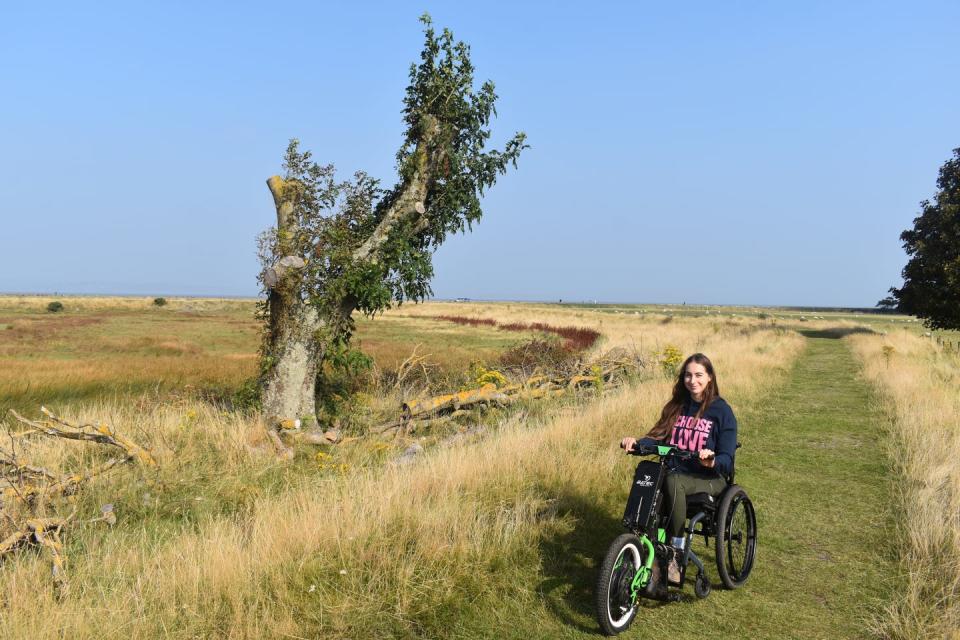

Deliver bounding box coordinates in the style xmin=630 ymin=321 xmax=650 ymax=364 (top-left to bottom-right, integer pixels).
xmin=2 ymin=1 xmax=957 ymax=306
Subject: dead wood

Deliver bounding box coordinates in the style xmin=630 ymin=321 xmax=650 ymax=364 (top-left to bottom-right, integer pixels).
xmin=401 ymin=383 xmax=510 ymax=420
xmin=266 ymin=428 xmax=295 ymax=460
xmin=1 ymin=407 xmax=156 ymax=595
xmin=394 ymin=344 xmax=434 ymax=390
xmin=378 ymin=348 xmax=646 ymax=434
xmin=9 ymin=407 xmax=157 ymax=467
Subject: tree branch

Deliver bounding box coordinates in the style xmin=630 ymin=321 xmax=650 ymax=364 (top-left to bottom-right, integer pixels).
xmin=9 ymin=408 xmax=157 ymax=467
xmin=266 ymin=175 xmax=295 ymax=231
xmin=351 ymin=117 xmax=440 ymax=266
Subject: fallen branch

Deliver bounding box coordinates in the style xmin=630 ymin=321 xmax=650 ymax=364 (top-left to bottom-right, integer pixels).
xmin=383 ymin=349 xmax=646 ymax=432
xmin=2 ymin=408 xmax=157 ymax=595
xmin=401 ymin=383 xmax=510 ymax=420
xmin=9 ymin=407 xmax=158 ymax=467
xmin=394 ymin=344 xmax=434 ymax=391
xmin=0 ymin=515 xmax=73 ymax=598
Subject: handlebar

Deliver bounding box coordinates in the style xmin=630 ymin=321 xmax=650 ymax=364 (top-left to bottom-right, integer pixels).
xmin=623 ymin=442 xmax=708 ymax=461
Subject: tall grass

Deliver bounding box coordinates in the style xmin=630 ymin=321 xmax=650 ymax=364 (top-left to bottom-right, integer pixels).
xmin=849 ymin=331 xmax=960 ymax=638
xmin=0 ymin=312 xmax=804 ymax=639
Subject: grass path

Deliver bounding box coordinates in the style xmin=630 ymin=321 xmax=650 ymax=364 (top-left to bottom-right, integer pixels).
xmin=470 ymin=331 xmax=897 ymax=639
xmin=709 ymin=330 xmax=897 ymax=638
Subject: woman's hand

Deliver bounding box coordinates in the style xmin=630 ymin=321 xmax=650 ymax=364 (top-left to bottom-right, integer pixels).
xmin=620 ymin=437 xmax=637 ymax=453
xmin=698 ymin=448 xmax=716 ymax=468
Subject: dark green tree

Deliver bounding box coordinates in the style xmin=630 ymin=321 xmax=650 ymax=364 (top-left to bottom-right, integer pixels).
xmin=258 ymin=15 xmax=526 ymax=426
xmin=881 ymin=147 xmax=960 ymax=329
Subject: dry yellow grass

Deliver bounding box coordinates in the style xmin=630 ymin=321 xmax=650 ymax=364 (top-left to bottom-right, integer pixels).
xmin=0 ymin=307 xmax=805 ymax=638
xmin=0 ymin=295 xmax=255 ymax=314
xmin=849 ymin=331 xmax=960 ymax=639
xmin=0 ymin=298 xmax=555 ymax=418
xmin=390 ymin=300 xmax=782 ymax=355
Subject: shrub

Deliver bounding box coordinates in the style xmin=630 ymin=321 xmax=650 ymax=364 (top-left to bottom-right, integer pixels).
xmin=316 ymin=343 xmax=376 ymax=430
xmin=660 ymin=344 xmax=684 ymax=376
xmin=153 ymin=297 xmax=168 ymax=307
xmin=46 ymin=301 xmax=64 ymax=313
xmin=590 ymin=363 xmax=604 ymax=394
xmin=499 ymin=321 xmax=601 ymax=352
xmin=231 ymin=377 xmax=262 ymax=412
xmin=498 ymin=338 xmax=571 ymax=374
xmin=468 ymin=362 xmax=508 ymax=389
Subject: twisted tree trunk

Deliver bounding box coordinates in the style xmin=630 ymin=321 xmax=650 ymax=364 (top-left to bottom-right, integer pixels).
xmin=261 ymin=176 xmax=323 ymax=427
xmin=260 ymin=121 xmax=438 ymax=428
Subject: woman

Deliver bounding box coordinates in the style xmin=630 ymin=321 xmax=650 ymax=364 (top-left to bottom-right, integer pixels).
xmin=619 ymin=352 xmax=738 ymax=583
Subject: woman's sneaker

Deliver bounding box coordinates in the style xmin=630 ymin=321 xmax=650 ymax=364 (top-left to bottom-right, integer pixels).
xmin=667 ymin=551 xmax=682 ymax=584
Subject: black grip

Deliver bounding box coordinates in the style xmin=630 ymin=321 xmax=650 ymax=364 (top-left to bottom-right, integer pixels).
xmin=629 ymin=444 xmax=658 ymax=456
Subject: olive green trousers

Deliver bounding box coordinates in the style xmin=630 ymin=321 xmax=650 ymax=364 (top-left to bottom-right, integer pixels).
xmin=663 ymin=471 xmax=727 ymax=538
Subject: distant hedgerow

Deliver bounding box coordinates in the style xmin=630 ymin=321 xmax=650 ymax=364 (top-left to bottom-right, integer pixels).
xmin=434 ymin=315 xmax=600 ymax=352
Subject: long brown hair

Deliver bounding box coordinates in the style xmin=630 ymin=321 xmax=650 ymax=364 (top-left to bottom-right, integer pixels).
xmin=646 ymin=353 xmax=720 ymax=440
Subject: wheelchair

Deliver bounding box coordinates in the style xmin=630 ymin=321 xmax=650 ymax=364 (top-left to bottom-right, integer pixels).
xmin=594 ymin=443 xmax=757 ymax=636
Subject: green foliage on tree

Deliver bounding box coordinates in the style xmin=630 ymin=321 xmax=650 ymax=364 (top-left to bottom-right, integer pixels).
xmin=881 ymin=147 xmax=960 ymax=330
xmin=46 ymin=301 xmax=64 ymax=313
xmin=259 ymin=14 xmax=526 ymax=344
xmin=256 ymin=15 xmax=526 ymax=421
xmin=153 ymin=297 xmax=167 ymax=307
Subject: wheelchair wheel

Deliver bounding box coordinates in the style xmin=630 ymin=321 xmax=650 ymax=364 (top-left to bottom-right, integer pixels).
xmin=694 ymin=571 xmax=711 ymax=599
xmin=595 ymin=533 xmax=643 ymax=636
xmin=714 ymin=485 xmax=756 ymax=589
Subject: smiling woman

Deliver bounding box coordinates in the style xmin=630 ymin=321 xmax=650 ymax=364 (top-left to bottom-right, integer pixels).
xmin=619 ymin=352 xmax=738 ymax=582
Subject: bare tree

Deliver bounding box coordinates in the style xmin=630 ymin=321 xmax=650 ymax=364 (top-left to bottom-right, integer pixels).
xmin=258 ymin=15 xmax=526 ymax=427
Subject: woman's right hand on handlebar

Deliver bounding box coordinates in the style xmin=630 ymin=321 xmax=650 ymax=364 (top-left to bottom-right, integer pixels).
xmin=619 ymin=437 xmax=637 ymax=453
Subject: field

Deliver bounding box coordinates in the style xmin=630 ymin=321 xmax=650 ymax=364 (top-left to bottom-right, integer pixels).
xmin=0 ymin=296 xmax=553 ymax=419
xmin=0 ymin=296 xmax=955 ymax=639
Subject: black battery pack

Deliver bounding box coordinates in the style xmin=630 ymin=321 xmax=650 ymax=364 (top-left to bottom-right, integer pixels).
xmin=622 ymin=460 xmax=664 ymax=531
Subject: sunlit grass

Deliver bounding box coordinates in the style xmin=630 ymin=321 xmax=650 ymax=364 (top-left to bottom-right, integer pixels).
xmin=0 ymin=299 xmax=546 ymax=418
xmin=849 ymin=330 xmax=960 ymax=638
xmin=1 ymin=296 xmax=922 ymax=638
xmin=0 ymin=300 xmax=811 ymax=638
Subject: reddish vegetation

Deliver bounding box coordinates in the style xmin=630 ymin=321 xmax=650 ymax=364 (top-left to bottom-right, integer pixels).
xmin=434 ymin=315 xmax=601 ymax=352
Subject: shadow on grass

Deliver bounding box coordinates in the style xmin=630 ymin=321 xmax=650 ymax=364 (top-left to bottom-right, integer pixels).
xmin=799 ymin=327 xmax=877 ymax=340
xmin=0 ymin=382 xmax=169 ymax=419
xmin=536 ymin=488 xmax=627 ymax=634
xmin=537 ymin=485 xmax=706 ymax=635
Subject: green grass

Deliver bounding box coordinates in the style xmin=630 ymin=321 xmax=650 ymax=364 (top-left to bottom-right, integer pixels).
xmin=440 ymin=330 xmax=897 ymax=639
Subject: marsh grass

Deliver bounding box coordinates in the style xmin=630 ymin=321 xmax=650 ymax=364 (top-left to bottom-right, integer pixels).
xmin=0 ymin=300 xmax=810 ymax=639
xmin=3 ymin=297 xmax=911 ymax=638
xmin=0 ymin=299 xmax=544 ymax=419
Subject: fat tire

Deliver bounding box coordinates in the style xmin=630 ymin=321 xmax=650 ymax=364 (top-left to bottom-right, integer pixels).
xmin=714 ymin=485 xmax=757 ymax=589
xmin=595 ymin=533 xmax=644 ymax=636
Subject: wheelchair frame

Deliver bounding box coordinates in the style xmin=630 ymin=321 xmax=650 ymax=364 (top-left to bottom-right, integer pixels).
xmin=594 ymin=443 xmax=757 ymax=635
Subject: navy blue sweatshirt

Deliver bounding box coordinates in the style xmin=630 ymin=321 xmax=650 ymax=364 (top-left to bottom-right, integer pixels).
xmin=641 ymin=397 xmax=738 ymax=477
